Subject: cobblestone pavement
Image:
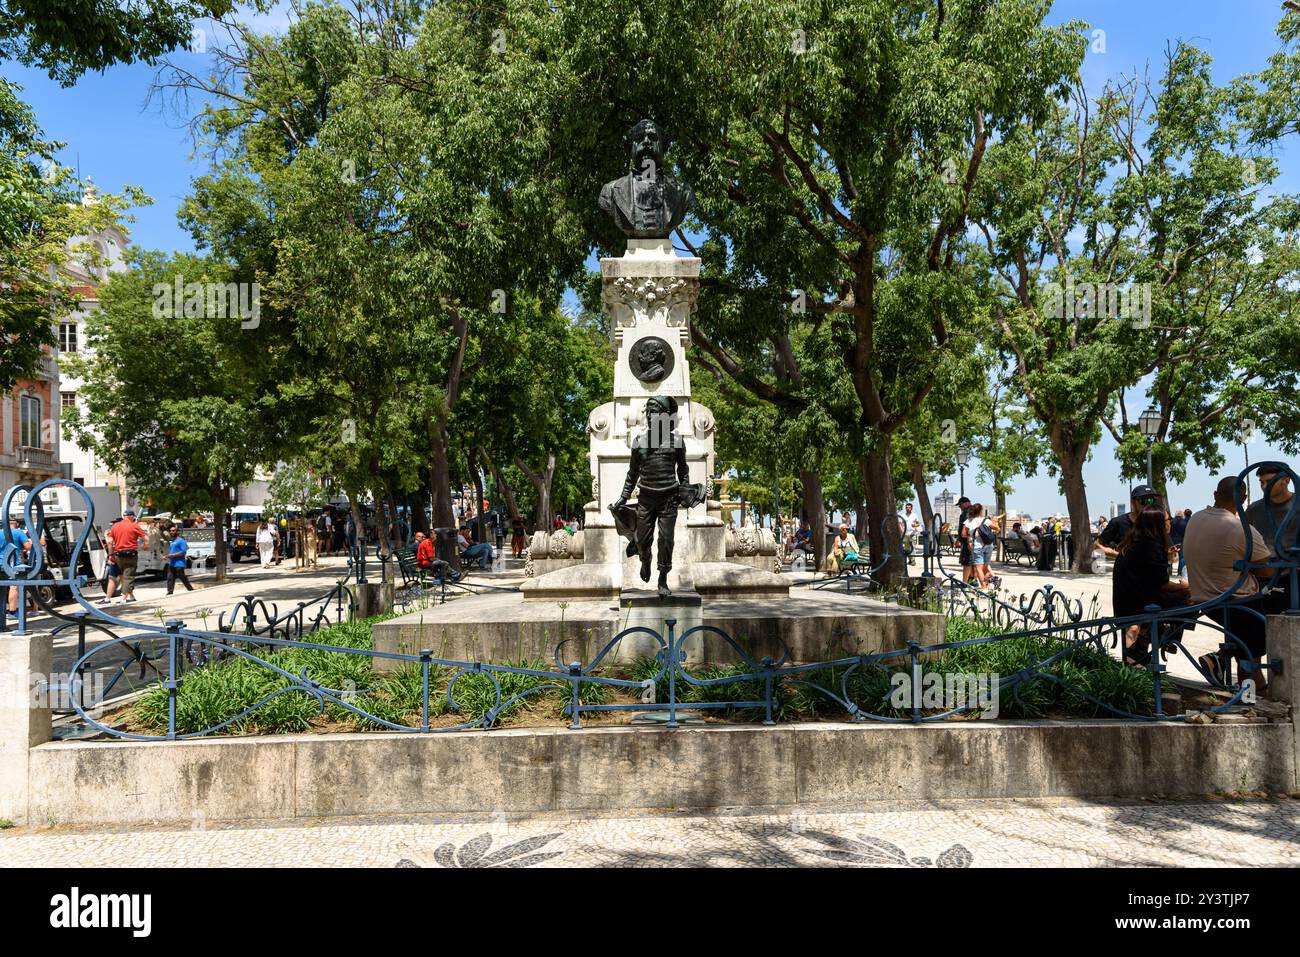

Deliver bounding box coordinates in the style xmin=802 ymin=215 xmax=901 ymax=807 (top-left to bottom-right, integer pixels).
xmin=3 ymin=798 xmax=1298 ymax=867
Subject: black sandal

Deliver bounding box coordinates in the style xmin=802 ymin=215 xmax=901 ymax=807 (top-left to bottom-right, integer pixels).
xmin=1198 ymin=653 xmax=1225 ymax=686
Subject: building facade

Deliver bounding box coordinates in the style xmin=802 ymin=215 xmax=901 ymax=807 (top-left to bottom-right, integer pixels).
xmin=56 ymin=218 xmax=131 ymax=511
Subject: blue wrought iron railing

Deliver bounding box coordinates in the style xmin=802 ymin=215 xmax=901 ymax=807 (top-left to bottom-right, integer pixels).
xmin=1 ymin=465 xmax=1297 ymax=738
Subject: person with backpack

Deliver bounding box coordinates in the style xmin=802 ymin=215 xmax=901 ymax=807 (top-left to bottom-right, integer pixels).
xmin=965 ymin=503 xmax=999 ymax=588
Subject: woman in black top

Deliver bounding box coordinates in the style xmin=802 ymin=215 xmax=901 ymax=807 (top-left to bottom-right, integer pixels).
xmin=1112 ymin=507 xmax=1190 ymax=666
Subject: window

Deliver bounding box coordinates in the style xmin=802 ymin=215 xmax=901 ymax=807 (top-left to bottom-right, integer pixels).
xmin=59 ymin=321 xmax=78 ymax=352
xmin=20 ymin=394 xmax=42 ymax=448
xmin=61 ymin=391 xmax=76 ymax=413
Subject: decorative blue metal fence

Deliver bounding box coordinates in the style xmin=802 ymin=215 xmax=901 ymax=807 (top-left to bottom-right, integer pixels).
xmin=1 ymin=466 xmax=1297 ymax=739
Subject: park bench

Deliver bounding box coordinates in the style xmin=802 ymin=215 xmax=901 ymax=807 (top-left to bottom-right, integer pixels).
xmin=394 ymin=546 xmax=460 ymax=589
xmin=1000 ymin=536 xmax=1037 ymax=566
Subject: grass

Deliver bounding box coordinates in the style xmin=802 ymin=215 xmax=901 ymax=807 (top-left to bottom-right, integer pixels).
xmin=0 ymin=819 xmax=14 ymax=829
xmin=120 ymin=604 xmax=1154 ymax=736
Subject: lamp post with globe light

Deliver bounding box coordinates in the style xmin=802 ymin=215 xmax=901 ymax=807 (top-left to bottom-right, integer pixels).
xmin=1139 ymin=406 xmax=1161 ymax=488
xmin=956 ymin=447 xmax=970 ymax=500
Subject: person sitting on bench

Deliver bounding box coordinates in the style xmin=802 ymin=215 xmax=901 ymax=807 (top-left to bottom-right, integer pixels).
xmin=457 ymin=527 xmax=494 ymax=570
xmin=415 ymin=531 xmax=437 ymax=569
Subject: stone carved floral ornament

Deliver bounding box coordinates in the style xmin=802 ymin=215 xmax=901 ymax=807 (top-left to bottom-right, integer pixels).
xmin=548 ymin=530 xmax=572 ymax=558
xmin=604 ymin=275 xmax=698 ymax=326
xmin=734 ymin=527 xmax=759 ymax=557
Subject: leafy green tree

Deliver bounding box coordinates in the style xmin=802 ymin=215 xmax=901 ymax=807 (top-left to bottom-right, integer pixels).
xmin=0 ymin=0 xmax=234 ymax=83
xmin=446 ymin=0 xmax=1083 ymax=582
xmin=0 ymin=79 xmax=146 ymax=391
xmin=60 ymin=251 xmax=270 ymax=580
xmin=168 ymin=3 xmax=595 ymax=536
xmin=976 ymin=43 xmax=1300 ymax=569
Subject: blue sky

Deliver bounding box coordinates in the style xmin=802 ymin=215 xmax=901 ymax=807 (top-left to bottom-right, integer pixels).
xmin=8 ymin=1 xmax=1296 ymax=517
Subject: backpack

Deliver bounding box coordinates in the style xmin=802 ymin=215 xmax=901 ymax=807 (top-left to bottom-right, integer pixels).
xmin=976 ymin=522 xmax=996 ymax=546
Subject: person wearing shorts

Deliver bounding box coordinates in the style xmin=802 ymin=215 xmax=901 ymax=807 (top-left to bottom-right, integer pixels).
xmin=956 ymin=496 xmax=973 ymax=583
xmin=100 ymin=557 xmax=120 ymax=605
xmin=107 ymin=510 xmax=147 ymax=602
xmin=964 ymin=503 xmax=996 ymax=587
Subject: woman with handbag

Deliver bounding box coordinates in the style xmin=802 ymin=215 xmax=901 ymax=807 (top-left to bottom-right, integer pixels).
xmin=825 ymin=524 xmax=860 ymax=576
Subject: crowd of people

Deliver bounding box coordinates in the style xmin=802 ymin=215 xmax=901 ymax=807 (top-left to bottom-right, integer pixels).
xmin=1106 ymin=466 xmax=1297 ymax=692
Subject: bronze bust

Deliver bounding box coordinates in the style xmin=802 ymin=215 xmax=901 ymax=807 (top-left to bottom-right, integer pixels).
xmin=599 ymin=119 xmax=695 ymax=239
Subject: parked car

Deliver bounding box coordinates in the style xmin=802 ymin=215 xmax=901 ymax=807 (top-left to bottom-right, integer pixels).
xmin=228 ymin=505 xmax=263 ymax=562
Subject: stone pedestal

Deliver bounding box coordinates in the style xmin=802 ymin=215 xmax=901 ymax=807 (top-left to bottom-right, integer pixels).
xmin=1265 ymin=614 xmax=1300 ymax=793
xmin=1266 ymin=615 xmax=1300 ymax=705
xmin=352 ymin=582 xmax=394 ymax=620
xmin=0 ymin=633 xmax=52 ymax=824
xmin=523 ymin=238 xmax=786 ymax=601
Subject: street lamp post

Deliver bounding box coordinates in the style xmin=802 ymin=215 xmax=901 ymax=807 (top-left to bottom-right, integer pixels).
xmin=1139 ymin=406 xmax=1161 ymax=488
xmin=955 ymin=447 xmax=970 ymax=500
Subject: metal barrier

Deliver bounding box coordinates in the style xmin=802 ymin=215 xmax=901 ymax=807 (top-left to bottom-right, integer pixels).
xmin=1 ymin=466 xmax=1297 ymax=737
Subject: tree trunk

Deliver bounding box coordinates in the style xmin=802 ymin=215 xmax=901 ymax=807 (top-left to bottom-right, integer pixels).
xmin=909 ymin=456 xmax=935 ymax=542
xmin=429 ymin=414 xmax=455 ymax=530
xmin=799 ymin=469 xmax=826 ymax=570
xmin=212 ymin=482 xmax=228 ymax=585
xmin=515 ymin=452 xmax=556 ymax=531
xmin=1053 ymin=430 xmax=1095 ymax=574
xmin=481 ymin=448 xmax=522 ymax=523
xmin=861 ymin=440 xmax=903 ymax=586
xmin=408 ymin=491 xmax=429 ymax=536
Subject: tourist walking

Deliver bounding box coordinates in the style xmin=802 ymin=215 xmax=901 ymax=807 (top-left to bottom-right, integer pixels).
xmin=166 ymin=525 xmax=194 ymax=595
xmin=256 ymin=519 xmax=275 ymax=567
xmin=1170 ymin=507 xmax=1191 ymax=575
xmin=3 ymin=517 xmax=32 ymax=614
xmin=964 ymin=503 xmax=998 ymax=588
xmin=511 ymin=516 xmax=527 ymax=558
xmin=107 ymin=509 xmax=148 ymax=602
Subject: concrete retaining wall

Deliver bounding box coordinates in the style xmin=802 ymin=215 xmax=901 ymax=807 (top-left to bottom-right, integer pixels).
xmin=26 ymin=718 xmax=1298 ymax=826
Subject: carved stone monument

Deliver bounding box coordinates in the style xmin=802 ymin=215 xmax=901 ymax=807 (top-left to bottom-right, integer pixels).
xmin=523 ymin=119 xmax=786 ymax=602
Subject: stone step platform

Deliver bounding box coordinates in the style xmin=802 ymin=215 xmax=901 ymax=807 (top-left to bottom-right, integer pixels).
xmin=372 ymin=588 xmax=942 ymax=670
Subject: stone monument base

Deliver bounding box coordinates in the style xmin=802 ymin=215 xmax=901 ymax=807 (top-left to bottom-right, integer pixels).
xmin=372 ymin=587 xmax=942 ymax=671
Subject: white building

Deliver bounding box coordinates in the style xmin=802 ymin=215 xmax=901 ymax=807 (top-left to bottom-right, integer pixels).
xmin=55 ymin=193 xmax=134 ymax=514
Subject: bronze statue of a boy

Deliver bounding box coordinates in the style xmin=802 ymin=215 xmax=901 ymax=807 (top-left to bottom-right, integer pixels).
xmin=611 ymin=395 xmax=703 ymax=597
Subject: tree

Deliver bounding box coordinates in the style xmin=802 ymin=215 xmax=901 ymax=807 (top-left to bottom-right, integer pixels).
xmin=61 ymin=251 xmax=271 ymax=581
xmin=166 ymin=3 xmax=594 ymax=536
xmin=0 ymin=0 xmax=234 ymax=84
xmin=457 ymin=0 xmax=1084 ymax=584
xmin=0 ymin=78 xmax=146 ymax=391
xmin=975 ymin=43 xmax=1300 ymax=569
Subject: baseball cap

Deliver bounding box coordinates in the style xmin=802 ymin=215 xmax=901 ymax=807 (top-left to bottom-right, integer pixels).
xmin=1130 ymin=485 xmax=1158 ymax=502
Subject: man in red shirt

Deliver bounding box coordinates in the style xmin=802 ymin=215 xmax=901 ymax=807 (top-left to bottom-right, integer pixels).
xmin=414 ymin=531 xmax=436 ymax=569
xmin=108 ymin=509 xmax=148 ymax=602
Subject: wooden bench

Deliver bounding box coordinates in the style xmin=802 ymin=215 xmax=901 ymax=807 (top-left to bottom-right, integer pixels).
xmin=394 ymin=546 xmax=459 ymax=588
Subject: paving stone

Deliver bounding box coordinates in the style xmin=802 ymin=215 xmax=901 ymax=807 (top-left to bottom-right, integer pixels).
xmin=1 ymin=798 xmax=1296 ymax=867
